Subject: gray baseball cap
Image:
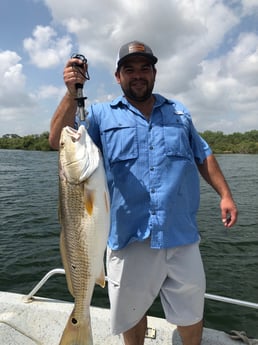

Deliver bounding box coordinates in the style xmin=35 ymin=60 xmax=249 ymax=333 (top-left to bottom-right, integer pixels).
xmin=116 ymin=41 xmax=158 ymax=70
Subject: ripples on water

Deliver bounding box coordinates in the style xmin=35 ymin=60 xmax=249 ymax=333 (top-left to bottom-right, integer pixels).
xmin=0 ymin=150 xmax=257 ymax=337
xmin=199 ymin=155 xmax=258 ymax=336
xmin=0 ymin=150 xmax=63 ymax=296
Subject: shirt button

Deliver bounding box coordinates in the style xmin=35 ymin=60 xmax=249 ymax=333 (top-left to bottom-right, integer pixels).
xmin=150 ymin=167 xmax=154 ymax=171
xmin=149 ymin=145 xmax=154 ymax=150
xmin=151 ymin=189 xmax=155 ymax=193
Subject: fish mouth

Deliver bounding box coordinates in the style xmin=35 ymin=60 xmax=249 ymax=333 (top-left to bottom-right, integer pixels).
xmin=65 ymin=127 xmax=82 ymax=142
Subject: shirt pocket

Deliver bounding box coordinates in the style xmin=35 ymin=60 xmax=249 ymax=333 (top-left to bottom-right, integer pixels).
xmin=102 ymin=125 xmax=138 ymax=164
xmin=164 ymin=124 xmax=192 ymax=159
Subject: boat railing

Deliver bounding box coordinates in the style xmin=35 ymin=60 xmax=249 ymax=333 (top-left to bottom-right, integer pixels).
xmin=24 ymin=268 xmax=66 ymax=303
xmin=24 ymin=268 xmax=258 ymax=311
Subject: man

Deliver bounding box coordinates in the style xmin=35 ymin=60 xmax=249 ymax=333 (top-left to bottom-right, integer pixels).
xmin=49 ymin=41 xmax=238 ymax=345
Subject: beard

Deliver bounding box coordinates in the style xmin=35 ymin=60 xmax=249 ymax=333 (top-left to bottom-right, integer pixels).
xmin=121 ymin=79 xmax=154 ymax=102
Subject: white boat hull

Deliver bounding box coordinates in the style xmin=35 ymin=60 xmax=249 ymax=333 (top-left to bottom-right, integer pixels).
xmin=0 ymin=291 xmax=244 ymax=345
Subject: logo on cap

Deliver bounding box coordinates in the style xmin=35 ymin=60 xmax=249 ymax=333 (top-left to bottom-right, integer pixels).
xmin=128 ymin=43 xmax=146 ymax=53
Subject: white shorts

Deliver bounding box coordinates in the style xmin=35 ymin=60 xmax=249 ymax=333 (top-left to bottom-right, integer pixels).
xmin=106 ymin=239 xmax=206 ymax=335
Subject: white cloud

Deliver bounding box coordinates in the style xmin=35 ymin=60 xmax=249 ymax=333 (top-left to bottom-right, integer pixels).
xmin=0 ymin=50 xmax=35 ymax=108
xmin=242 ymin=0 xmax=258 ymax=14
xmin=176 ymin=30 xmax=258 ymax=133
xmin=0 ymin=51 xmax=25 ymax=102
xmin=36 ymin=84 xmax=65 ymax=100
xmin=32 ymin=0 xmax=258 ymax=133
xmin=1 ymin=0 xmax=258 ymax=136
xmin=23 ymin=25 xmax=73 ymax=68
xmin=0 ymin=50 xmax=66 ymax=136
xmin=223 ymin=33 xmax=258 ymax=86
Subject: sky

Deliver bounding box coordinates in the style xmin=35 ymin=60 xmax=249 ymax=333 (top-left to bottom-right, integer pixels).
xmin=0 ymin=0 xmax=258 ymax=136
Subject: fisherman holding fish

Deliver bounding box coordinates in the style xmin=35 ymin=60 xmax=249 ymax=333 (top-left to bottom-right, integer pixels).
xmin=49 ymin=41 xmax=238 ymax=345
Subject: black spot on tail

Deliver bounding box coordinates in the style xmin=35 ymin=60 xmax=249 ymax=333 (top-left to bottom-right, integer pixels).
xmin=72 ymin=318 xmax=78 ymax=324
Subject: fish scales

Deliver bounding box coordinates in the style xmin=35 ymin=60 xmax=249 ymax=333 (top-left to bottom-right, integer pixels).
xmin=58 ymin=125 xmax=110 ymax=345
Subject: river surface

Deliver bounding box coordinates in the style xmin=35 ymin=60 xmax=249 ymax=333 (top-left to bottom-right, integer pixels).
xmin=0 ymin=150 xmax=257 ymax=336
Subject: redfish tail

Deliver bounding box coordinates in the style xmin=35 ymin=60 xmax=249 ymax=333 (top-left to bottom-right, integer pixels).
xmin=59 ymin=309 xmax=93 ymax=345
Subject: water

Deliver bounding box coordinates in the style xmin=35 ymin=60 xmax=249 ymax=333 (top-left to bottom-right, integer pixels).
xmin=0 ymin=150 xmax=257 ymax=337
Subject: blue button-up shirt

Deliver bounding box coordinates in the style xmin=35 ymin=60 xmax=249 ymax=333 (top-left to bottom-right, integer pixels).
xmin=78 ymin=94 xmax=212 ymax=250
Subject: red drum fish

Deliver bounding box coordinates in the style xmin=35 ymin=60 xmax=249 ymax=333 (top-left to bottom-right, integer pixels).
xmin=58 ymin=125 xmax=110 ymax=345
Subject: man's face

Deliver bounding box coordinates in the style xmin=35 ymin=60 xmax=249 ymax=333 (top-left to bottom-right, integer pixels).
xmin=115 ymin=56 xmax=156 ymax=102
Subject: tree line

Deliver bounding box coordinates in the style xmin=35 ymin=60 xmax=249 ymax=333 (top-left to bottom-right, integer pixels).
xmin=0 ymin=132 xmax=53 ymax=151
xmin=201 ymin=130 xmax=258 ymax=154
xmin=0 ymin=130 xmax=258 ymax=153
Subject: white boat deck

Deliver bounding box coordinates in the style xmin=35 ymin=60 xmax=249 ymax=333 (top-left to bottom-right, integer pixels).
xmin=0 ymin=291 xmax=246 ymax=345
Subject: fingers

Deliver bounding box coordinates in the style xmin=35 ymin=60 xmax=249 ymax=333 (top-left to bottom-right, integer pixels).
xmin=222 ymin=217 xmax=232 ymax=228
xmin=63 ymin=58 xmax=88 ymax=90
xmin=221 ymin=208 xmax=238 ymax=228
xmin=220 ymin=197 xmax=238 ymax=228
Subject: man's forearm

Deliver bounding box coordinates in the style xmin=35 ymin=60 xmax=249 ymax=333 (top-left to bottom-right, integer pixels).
xmin=198 ymin=154 xmax=233 ymax=198
xmin=49 ymin=92 xmax=77 ymax=149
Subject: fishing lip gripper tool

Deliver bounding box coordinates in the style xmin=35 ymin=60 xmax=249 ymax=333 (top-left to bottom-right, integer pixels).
xmin=71 ymin=53 xmax=90 ymax=122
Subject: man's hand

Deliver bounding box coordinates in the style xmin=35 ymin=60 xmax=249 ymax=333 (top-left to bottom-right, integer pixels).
xmin=63 ymin=58 xmax=88 ymax=96
xmin=220 ymin=197 xmax=238 ymax=228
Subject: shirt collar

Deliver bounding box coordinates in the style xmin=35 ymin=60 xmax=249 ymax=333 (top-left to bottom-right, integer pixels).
xmin=110 ymin=94 xmax=174 ymax=108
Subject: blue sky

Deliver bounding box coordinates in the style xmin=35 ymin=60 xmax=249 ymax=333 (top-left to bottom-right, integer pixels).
xmin=0 ymin=0 xmax=258 ymax=136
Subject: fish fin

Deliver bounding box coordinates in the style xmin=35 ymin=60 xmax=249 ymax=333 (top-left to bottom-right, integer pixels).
xmin=96 ymin=264 xmax=106 ymax=288
xmin=60 ymin=230 xmax=75 ymax=297
xmin=84 ymin=186 xmax=95 ymax=215
xmin=59 ymin=307 xmax=93 ymax=345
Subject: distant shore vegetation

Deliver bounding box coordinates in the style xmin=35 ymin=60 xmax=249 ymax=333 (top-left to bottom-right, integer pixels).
xmin=0 ymin=130 xmax=258 ymax=153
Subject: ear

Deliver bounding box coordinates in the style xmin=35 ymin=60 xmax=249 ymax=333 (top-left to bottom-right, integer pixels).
xmin=115 ymin=70 xmax=121 ymax=84
xmin=153 ymin=66 xmax=157 ymax=78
